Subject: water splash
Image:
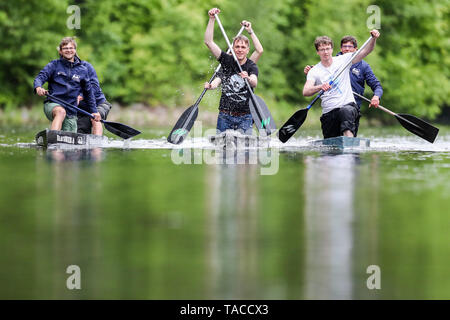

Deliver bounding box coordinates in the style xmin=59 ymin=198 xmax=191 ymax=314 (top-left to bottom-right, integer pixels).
xmin=9 ymin=133 xmax=450 ymax=153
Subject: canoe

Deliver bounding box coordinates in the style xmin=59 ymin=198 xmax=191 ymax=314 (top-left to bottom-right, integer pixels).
xmin=310 ymin=136 xmax=370 ymax=149
xmin=209 ymin=130 xmax=270 ymax=149
xmin=35 ymin=129 xmax=107 ymax=147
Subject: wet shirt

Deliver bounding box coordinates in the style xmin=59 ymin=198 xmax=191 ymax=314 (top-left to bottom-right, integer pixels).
xmin=307 ymin=52 xmax=355 ymax=114
xmin=217 ymin=51 xmax=258 ymax=114
xmin=349 ymin=61 xmax=383 ymax=108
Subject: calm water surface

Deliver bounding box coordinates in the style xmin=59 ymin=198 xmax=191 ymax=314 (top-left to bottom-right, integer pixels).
xmin=0 ymin=126 xmax=449 ymax=299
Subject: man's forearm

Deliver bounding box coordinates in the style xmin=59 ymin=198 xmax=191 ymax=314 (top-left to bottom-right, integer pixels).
xmin=247 ymin=76 xmax=257 ymax=88
xmin=303 ymin=84 xmax=322 ymax=96
xmin=209 ymin=77 xmax=221 ymax=89
xmin=204 ymin=18 xmax=215 ymax=48
xmin=353 ymin=37 xmax=376 ymax=63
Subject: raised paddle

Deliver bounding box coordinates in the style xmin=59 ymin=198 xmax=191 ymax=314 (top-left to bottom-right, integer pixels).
xmin=46 ymin=94 xmax=141 ymax=139
xmin=167 ymin=26 xmax=246 ymax=145
xmin=215 ymin=14 xmax=277 ymax=136
xmin=278 ymin=35 xmax=374 ymax=143
xmin=353 ymin=92 xmax=439 ymax=143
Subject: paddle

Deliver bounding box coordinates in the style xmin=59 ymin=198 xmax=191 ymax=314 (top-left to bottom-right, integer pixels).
xmin=278 ymin=36 xmax=374 ymax=143
xmin=167 ymin=26 xmax=246 ymax=145
xmin=353 ymin=92 xmax=439 ymax=143
xmin=215 ymin=14 xmax=277 ymax=136
xmin=46 ymin=94 xmax=141 ymax=139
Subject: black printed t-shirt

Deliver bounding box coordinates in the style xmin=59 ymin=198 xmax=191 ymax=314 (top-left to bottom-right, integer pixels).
xmin=217 ymin=51 xmax=258 ymax=114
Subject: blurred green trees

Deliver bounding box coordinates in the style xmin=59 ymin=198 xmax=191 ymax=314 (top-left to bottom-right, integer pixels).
xmin=0 ymin=0 xmax=448 ymax=119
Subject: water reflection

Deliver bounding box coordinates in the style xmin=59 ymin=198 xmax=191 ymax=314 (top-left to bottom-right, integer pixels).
xmin=45 ymin=148 xmax=105 ymax=163
xmin=303 ymin=152 xmax=359 ymax=299
xmin=33 ymin=147 xmax=105 ymax=298
xmin=2 ymin=136 xmax=449 ymax=298
xmin=203 ymin=149 xmax=369 ymax=299
xmin=205 ymin=159 xmax=260 ymax=299
xmin=173 ymin=147 xmax=277 ymax=175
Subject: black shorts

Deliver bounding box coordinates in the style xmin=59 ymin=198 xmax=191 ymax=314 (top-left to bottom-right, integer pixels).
xmin=77 ymin=101 xmax=112 ymax=134
xmin=320 ymin=103 xmax=361 ymax=138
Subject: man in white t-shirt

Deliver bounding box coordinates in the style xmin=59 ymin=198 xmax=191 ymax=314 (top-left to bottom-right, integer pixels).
xmin=303 ymin=30 xmax=380 ymax=138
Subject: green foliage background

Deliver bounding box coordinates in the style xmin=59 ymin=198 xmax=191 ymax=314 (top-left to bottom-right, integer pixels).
xmin=0 ymin=0 xmax=448 ymax=120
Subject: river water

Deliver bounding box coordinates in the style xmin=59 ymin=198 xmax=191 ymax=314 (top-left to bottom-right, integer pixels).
xmin=0 ymin=125 xmax=449 ymax=299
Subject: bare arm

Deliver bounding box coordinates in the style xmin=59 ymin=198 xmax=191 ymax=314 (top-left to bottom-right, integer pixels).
xmin=205 ymin=77 xmax=222 ymax=90
xmin=303 ymin=79 xmax=331 ymax=96
xmin=204 ymin=8 xmax=222 ymax=59
xmin=239 ymin=71 xmax=258 ymax=88
xmin=242 ymin=21 xmax=263 ymax=63
xmin=352 ymin=29 xmax=380 ymax=64
xmin=248 ymin=74 xmax=258 ymax=88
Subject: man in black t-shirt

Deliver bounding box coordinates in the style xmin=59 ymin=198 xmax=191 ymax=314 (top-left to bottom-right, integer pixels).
xmin=204 ymin=7 xmax=259 ymax=134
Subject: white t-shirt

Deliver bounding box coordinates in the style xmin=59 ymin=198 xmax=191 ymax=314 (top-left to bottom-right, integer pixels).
xmin=306 ymin=53 xmax=356 ymax=114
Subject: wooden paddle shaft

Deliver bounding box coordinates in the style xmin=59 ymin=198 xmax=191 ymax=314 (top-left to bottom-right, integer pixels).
xmin=352 ymin=91 xmax=424 ymax=131
xmin=353 ymin=91 xmax=396 ymax=116
xmin=376 ymin=105 xmax=396 ymax=116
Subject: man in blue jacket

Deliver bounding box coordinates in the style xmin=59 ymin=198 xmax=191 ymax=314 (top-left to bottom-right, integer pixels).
xmin=34 ymin=37 xmax=100 ymax=132
xmin=338 ymin=35 xmax=383 ymax=108
xmin=304 ymin=35 xmax=383 ymax=135
xmin=76 ymin=60 xmax=112 ymax=136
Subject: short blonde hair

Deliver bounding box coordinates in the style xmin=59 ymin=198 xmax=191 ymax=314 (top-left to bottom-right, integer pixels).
xmin=59 ymin=37 xmax=77 ymax=50
xmin=233 ymin=35 xmax=249 ymax=48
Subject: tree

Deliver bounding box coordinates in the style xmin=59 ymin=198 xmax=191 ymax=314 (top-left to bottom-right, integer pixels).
xmin=0 ymin=0 xmax=69 ymax=109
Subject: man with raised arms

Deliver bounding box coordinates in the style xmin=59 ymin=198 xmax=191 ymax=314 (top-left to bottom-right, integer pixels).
xmin=204 ymin=8 xmax=259 ymax=134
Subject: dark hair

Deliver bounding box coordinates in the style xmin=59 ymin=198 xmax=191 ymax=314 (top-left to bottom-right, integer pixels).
xmin=314 ymin=36 xmax=333 ymax=51
xmin=340 ymin=35 xmax=357 ymax=48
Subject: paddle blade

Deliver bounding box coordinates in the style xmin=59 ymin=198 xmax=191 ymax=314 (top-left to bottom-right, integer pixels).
xmin=395 ymin=113 xmax=439 ymax=143
xmin=277 ymin=108 xmax=309 ymax=143
xmin=249 ymin=95 xmax=277 ymax=136
xmin=167 ymin=105 xmax=199 ymax=144
xmin=103 ymin=121 xmax=141 ymax=139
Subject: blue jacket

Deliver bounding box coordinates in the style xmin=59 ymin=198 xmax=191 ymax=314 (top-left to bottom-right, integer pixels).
xmin=34 ymin=56 xmax=97 ymax=116
xmin=337 ymin=52 xmax=383 ymax=108
xmin=80 ymin=60 xmax=107 ymax=108
xmin=350 ymin=60 xmax=383 ymax=108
